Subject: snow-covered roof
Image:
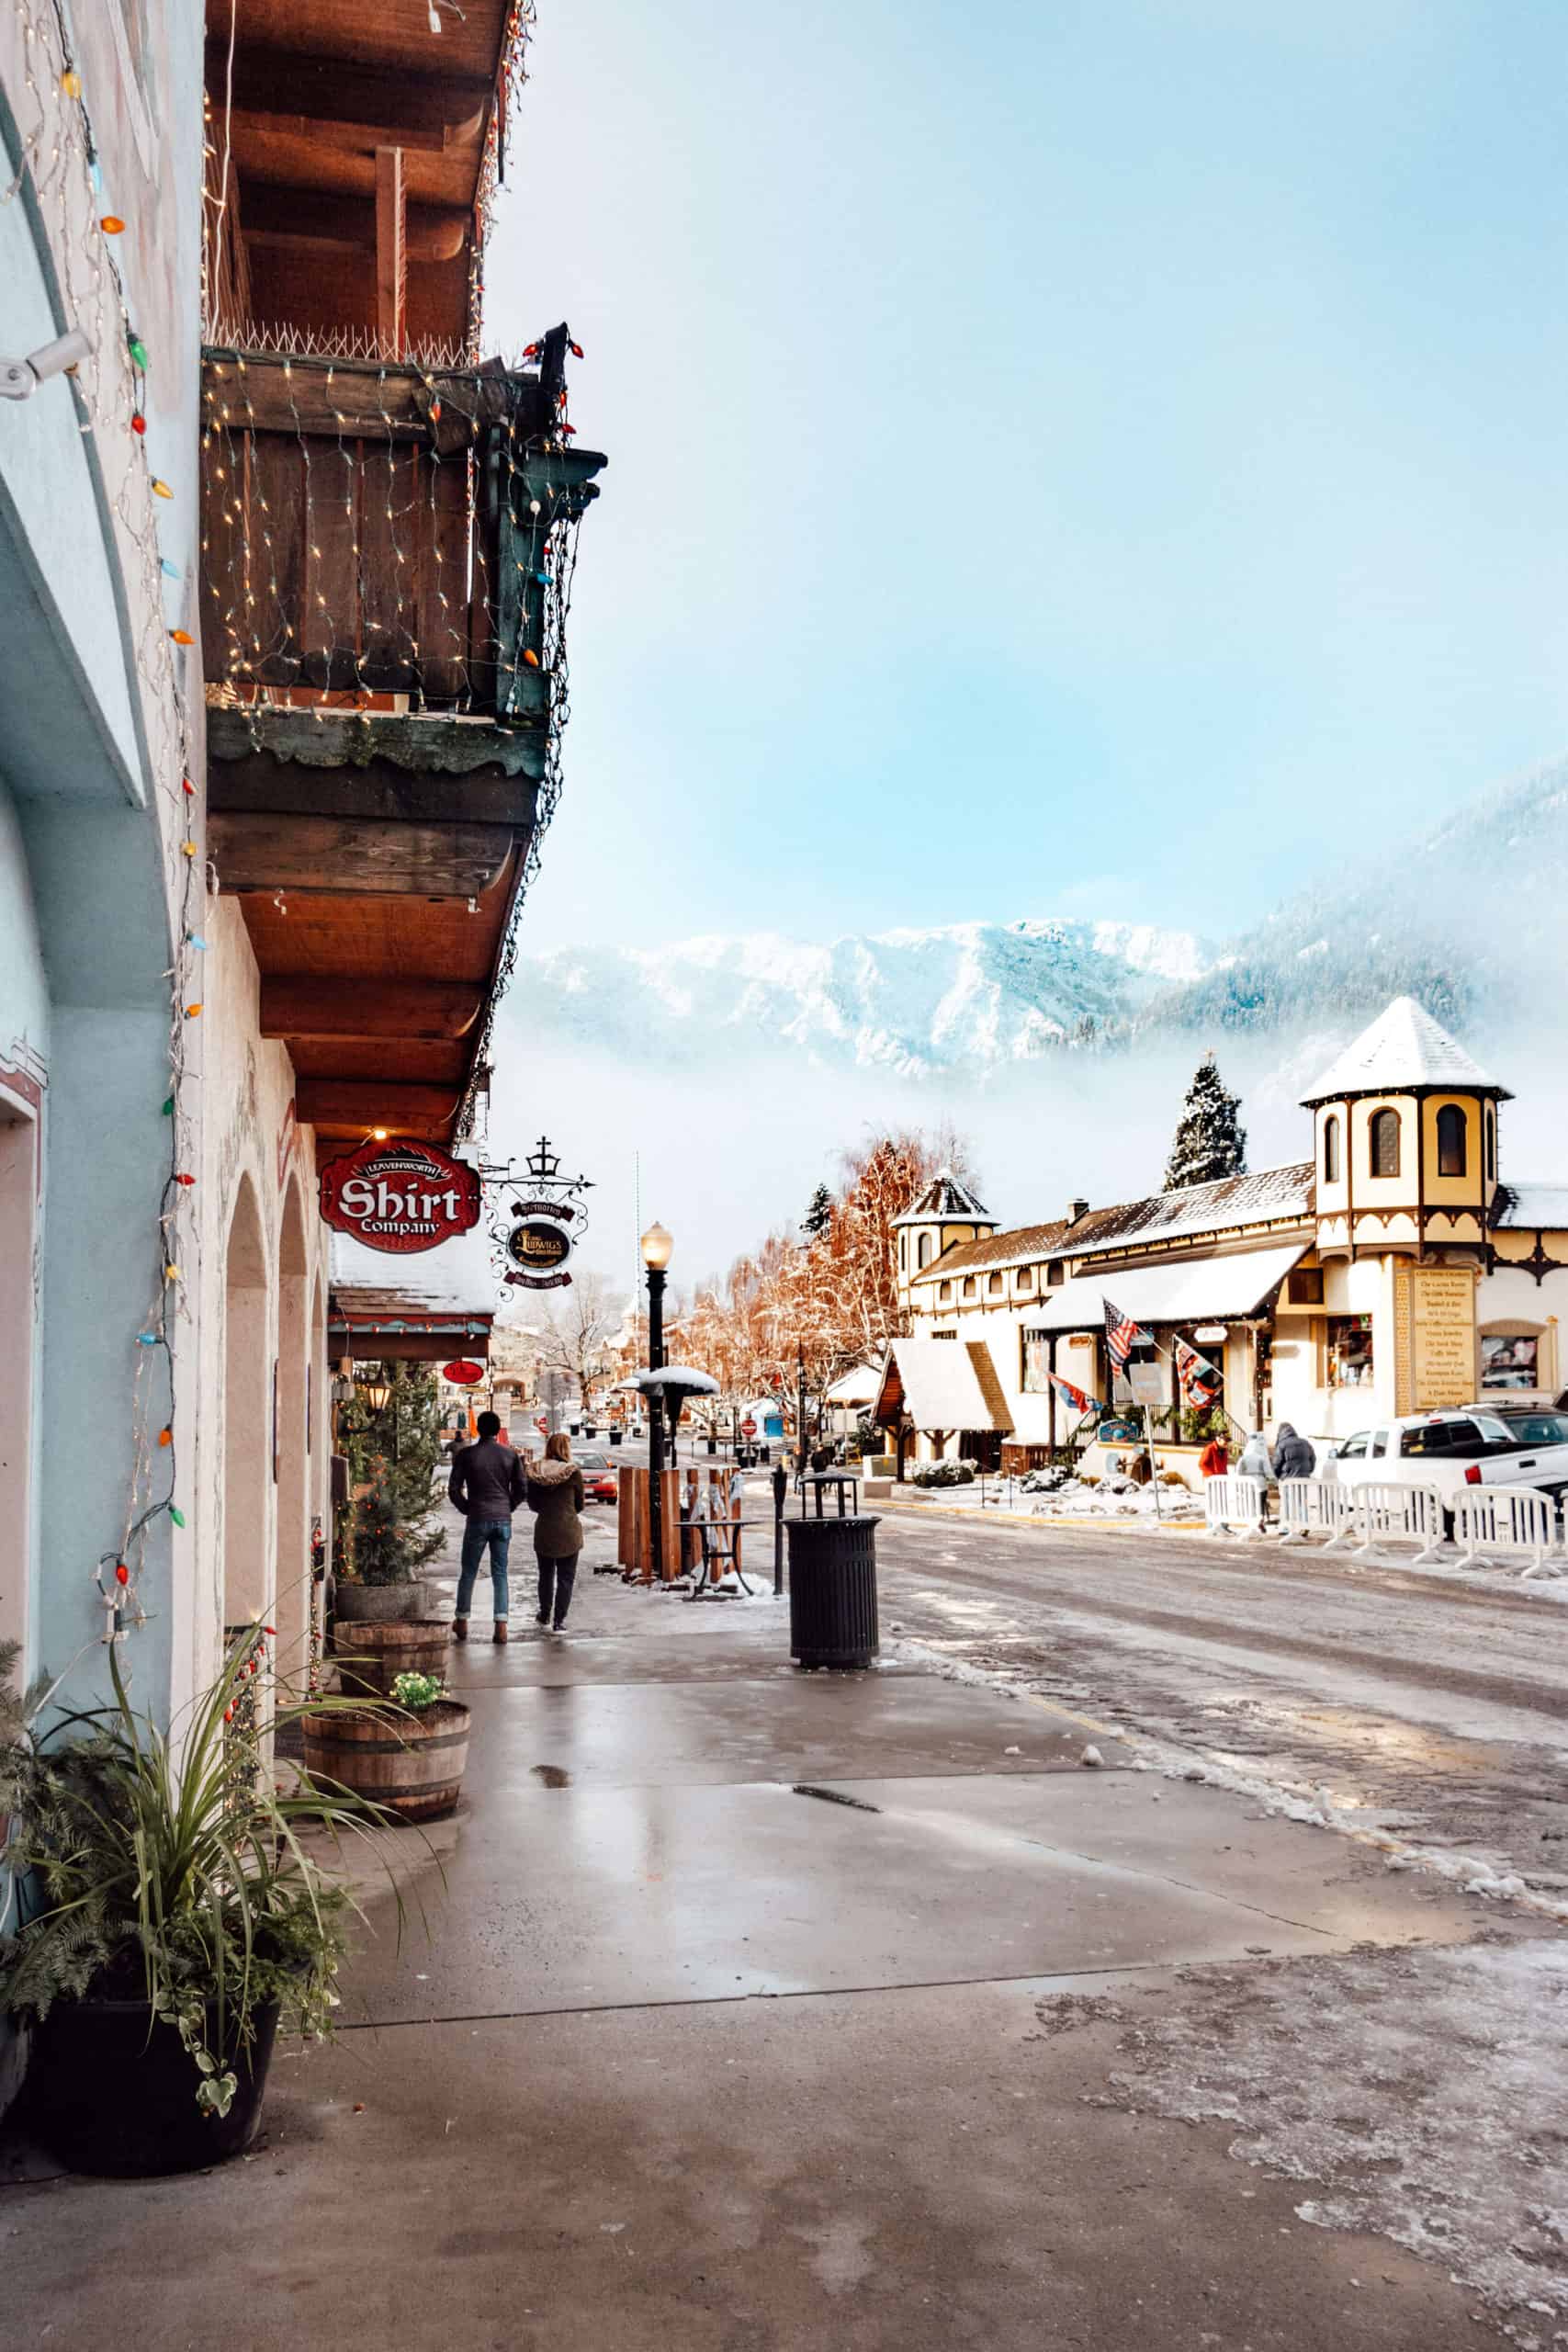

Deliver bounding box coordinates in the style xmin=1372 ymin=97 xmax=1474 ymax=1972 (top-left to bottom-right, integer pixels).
xmin=1010 ymin=1241 xmax=1309 ymax=1336
xmin=1493 ymin=1184 xmax=1568 ymax=1230
xmin=1300 ymin=997 xmax=1509 ymax=1104
xmin=874 ymin=1339 xmax=1012 ymax=1433
xmin=909 ymin=1162 xmax=1314 ymax=1283
xmin=329 ymin=1225 xmax=498 ymax=1322
xmin=892 ymin=1167 xmax=993 ymax=1227
xmin=825 ymin=1362 xmax=879 ymax=1404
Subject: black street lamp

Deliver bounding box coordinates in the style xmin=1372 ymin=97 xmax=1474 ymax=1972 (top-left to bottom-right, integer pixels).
xmin=640 ymin=1222 xmax=672 ymax=1577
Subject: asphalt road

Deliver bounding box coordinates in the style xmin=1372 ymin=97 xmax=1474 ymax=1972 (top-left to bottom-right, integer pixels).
xmin=866 ymin=1501 xmax=1568 ymax=1894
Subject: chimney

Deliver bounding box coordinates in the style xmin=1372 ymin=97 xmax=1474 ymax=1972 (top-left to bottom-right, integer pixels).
xmin=1066 ymin=1196 xmax=1089 ymax=1226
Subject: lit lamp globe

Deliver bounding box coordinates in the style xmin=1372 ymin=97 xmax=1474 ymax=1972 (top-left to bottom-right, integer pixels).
xmin=639 ymin=1222 xmax=673 ymax=1272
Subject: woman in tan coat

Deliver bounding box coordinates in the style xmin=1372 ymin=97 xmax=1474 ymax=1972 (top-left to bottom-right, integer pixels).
xmin=526 ymin=1430 xmax=586 ymax=1633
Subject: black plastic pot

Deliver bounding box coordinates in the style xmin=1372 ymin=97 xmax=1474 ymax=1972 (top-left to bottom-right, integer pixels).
xmin=26 ymin=1995 xmax=281 ymax=2177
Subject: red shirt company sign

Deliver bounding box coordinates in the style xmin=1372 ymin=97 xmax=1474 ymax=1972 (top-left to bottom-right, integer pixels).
xmin=319 ymin=1139 xmax=481 ymax=1255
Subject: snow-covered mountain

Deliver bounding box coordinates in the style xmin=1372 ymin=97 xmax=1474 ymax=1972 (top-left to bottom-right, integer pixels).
xmin=516 ymin=757 xmax=1568 ymax=1077
xmin=520 ymin=917 xmax=1211 ymax=1076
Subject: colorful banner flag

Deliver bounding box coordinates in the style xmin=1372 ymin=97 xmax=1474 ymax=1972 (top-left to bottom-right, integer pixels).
xmin=1174 ymin=1335 xmax=1221 ymax=1409
xmin=1049 ymin=1372 xmax=1104 ymax=1418
xmin=1102 ymin=1296 xmax=1149 ymax=1372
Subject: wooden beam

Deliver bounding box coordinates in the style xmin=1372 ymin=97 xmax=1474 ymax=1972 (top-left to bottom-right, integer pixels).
xmin=209 ymin=811 xmax=517 ymax=898
xmin=209 ymin=750 xmax=538 ymax=830
xmin=298 ymin=1080 xmax=458 ymax=1135
xmin=209 ymin=43 xmax=491 ymax=151
xmin=376 ymin=147 xmax=406 ymax=360
xmin=241 ymin=183 xmax=468 ymax=263
xmin=260 ymin=977 xmax=483 ymax=1042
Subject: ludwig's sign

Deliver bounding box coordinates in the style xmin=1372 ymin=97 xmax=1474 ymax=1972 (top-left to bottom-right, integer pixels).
xmin=503 ymin=1214 xmax=574 ymax=1289
xmin=319 ymin=1139 xmax=481 ymax=1255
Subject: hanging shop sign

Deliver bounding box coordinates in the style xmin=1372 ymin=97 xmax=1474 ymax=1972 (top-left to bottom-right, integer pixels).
xmin=319 ymin=1138 xmax=481 ymax=1255
xmin=502 ymin=1209 xmax=575 ymax=1290
xmin=442 ymin=1360 xmax=486 ymax=1387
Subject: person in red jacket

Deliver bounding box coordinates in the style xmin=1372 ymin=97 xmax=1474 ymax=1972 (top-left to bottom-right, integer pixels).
xmin=1198 ymin=1434 xmax=1229 ymax=1481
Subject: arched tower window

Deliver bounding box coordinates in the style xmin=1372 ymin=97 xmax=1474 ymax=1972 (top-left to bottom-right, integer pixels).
xmin=1370 ymin=1108 xmax=1401 ymax=1178
xmin=1485 ymin=1105 xmax=1497 ymax=1184
xmin=898 ymin=1231 xmax=908 ymax=1272
xmin=1323 ymin=1114 xmax=1340 ymax=1185
xmin=1437 ymin=1104 xmax=1467 ymax=1178
xmin=917 ymin=1231 xmax=933 ymax=1270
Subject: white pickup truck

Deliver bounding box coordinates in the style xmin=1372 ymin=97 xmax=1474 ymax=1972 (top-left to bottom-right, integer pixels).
xmin=1326 ymin=1405 xmax=1568 ymax=1503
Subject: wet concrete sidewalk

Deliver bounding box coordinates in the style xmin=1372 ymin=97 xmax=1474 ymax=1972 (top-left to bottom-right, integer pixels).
xmin=0 ymin=1527 xmax=1527 ymax=2349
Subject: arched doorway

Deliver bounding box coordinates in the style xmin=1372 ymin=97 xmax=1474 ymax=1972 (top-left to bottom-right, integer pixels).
xmin=272 ymin=1182 xmax=310 ymax=1694
xmin=222 ymin=1178 xmax=270 ymax=1634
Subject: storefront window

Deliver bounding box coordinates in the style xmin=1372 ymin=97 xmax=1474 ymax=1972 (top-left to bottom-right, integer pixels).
xmin=1327 ymin=1314 xmax=1374 ymax=1387
xmin=1021 ymin=1329 xmax=1051 ymax=1393
xmin=1480 ymin=1332 xmax=1539 ymax=1391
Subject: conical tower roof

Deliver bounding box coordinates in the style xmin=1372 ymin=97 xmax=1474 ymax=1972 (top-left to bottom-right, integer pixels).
xmin=1300 ymin=997 xmax=1509 ymax=1104
xmin=892 ymin=1167 xmax=994 ymax=1227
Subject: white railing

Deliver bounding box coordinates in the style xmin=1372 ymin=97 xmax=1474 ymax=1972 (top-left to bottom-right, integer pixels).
xmin=1204 ymin=1475 xmax=1268 ymax=1538
xmin=1452 ymin=1485 xmax=1562 ymax=1579
xmin=1349 ymin=1481 xmax=1446 ymax=1565
xmin=1276 ymin=1478 xmax=1356 ymax=1547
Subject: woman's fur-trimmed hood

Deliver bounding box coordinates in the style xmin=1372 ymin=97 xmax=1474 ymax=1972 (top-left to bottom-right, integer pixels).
xmin=527 ymin=1457 xmax=580 ymax=1487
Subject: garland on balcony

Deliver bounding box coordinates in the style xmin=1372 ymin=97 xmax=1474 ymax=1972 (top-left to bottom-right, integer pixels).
xmin=5 ymin=0 xmax=206 ymax=1653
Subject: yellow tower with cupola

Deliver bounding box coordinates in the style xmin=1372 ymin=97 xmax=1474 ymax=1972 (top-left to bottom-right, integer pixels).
xmin=1301 ymin=997 xmax=1510 ymax=1412
xmin=893 ymin=1170 xmax=996 ymax=1311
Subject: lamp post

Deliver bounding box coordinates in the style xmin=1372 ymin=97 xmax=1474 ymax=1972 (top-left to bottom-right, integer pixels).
xmin=640 ymin=1222 xmax=672 ymax=1578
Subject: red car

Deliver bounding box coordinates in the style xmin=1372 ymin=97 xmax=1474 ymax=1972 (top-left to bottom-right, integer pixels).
xmin=576 ymin=1449 xmax=617 ymax=1503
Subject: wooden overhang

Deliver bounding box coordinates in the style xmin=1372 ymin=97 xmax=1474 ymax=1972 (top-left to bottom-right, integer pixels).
xmin=204 ymin=0 xmax=523 ymax=355
xmin=201 ymin=344 xmax=605 ymax=1167
xmin=327 ymin=1297 xmax=495 ymax=1364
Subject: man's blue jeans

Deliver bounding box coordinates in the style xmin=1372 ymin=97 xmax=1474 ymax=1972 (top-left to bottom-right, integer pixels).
xmin=457 ymin=1519 xmax=511 ymax=1620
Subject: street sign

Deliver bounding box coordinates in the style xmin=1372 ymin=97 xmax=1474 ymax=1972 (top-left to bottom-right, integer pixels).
xmin=536 ymin=1415 xmax=548 ymax=1434
xmin=1128 ymin=1361 xmax=1165 ymax=1408
xmin=740 ymin=1416 xmax=758 ymax=1439
xmin=319 ymin=1138 xmax=480 ymax=1254
xmin=442 ymin=1359 xmax=485 ymax=1386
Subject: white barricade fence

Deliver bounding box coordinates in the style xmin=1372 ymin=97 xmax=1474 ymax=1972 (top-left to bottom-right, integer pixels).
xmin=1350 ymin=1481 xmax=1446 ymax=1565
xmin=1204 ymin=1475 xmax=1267 ymax=1538
xmin=1452 ymin=1484 xmax=1562 ymax=1580
xmin=1276 ymin=1478 xmax=1356 ymax=1547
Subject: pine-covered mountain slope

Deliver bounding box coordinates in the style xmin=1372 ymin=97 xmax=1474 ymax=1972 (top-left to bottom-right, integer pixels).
xmin=517 ymin=758 xmax=1568 ymax=1075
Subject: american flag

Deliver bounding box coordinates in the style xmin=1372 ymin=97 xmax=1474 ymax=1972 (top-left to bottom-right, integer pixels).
xmin=1174 ymin=1336 xmax=1220 ymax=1408
xmin=1102 ymin=1296 xmax=1148 ymax=1371
xmin=1050 ymin=1372 xmax=1104 ymax=1418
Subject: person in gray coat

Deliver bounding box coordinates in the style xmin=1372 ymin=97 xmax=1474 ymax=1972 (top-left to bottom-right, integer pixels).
xmin=526 ymin=1430 xmax=586 ymax=1633
xmin=1271 ymin=1422 xmax=1317 ymax=1481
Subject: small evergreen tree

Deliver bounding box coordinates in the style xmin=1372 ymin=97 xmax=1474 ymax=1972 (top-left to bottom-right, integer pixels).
xmin=801 ymin=1182 xmax=834 ymax=1238
xmin=342 ymin=1362 xmax=446 ymax=1580
xmin=1164 ymin=1054 xmax=1247 ymax=1191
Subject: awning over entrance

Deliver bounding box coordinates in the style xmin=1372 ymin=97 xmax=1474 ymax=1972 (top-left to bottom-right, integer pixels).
xmin=874 ymin=1339 xmax=1013 ymax=1434
xmin=328 ymin=1229 xmax=495 ymax=1363
xmin=327 ymin=1296 xmax=493 ymax=1364
xmin=1023 ymin=1242 xmax=1308 ymax=1335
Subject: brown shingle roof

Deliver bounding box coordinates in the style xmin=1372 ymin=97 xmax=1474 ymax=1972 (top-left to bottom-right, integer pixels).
xmin=910 ymin=1161 xmax=1315 ymax=1283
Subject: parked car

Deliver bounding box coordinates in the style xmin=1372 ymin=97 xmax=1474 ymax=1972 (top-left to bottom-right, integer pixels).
xmin=1326 ymin=1408 xmax=1568 ymax=1503
xmin=575 ymin=1449 xmax=617 ymax=1504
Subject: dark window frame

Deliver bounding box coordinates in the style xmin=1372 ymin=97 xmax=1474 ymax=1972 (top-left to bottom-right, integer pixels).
xmin=1370 ymin=1107 xmax=1401 ymax=1178
xmin=1323 ymin=1113 xmax=1340 ymax=1185
xmin=1437 ymin=1102 xmax=1467 ymax=1179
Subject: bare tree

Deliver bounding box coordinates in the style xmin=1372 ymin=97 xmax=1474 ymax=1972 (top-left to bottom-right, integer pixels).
xmin=536 ymin=1272 xmax=628 ymax=1404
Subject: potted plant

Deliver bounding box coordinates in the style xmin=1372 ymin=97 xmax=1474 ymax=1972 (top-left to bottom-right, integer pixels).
xmin=302 ymin=1669 xmax=470 ymax=1824
xmin=0 ymin=1638 xmax=405 ymax=2179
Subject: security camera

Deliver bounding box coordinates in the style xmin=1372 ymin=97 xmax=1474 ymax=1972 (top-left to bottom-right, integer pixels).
xmin=0 ymin=327 xmax=93 ymax=402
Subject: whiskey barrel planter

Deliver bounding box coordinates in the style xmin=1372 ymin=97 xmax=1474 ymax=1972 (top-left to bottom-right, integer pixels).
xmin=332 ymin=1616 xmax=450 ymax=1699
xmin=301 ymin=1701 xmax=470 ymax=1823
xmin=333 ymin=1580 xmax=434 ymax=1623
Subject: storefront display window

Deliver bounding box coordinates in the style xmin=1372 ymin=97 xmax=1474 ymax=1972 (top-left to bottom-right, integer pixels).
xmin=1021 ymin=1329 xmax=1051 ymax=1393
xmin=1480 ymin=1333 xmax=1539 ymax=1391
xmin=1327 ymin=1314 xmax=1374 ymax=1387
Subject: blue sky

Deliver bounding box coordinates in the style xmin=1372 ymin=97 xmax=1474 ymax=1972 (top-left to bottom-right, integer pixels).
xmin=489 ymin=0 xmax=1568 ymax=955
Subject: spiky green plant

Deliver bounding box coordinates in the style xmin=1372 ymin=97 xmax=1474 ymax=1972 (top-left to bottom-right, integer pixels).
xmin=0 ymin=1637 xmax=420 ymax=2117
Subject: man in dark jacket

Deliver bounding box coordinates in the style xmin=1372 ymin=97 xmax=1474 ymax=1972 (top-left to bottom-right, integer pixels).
xmin=1271 ymin=1422 xmax=1317 ymax=1481
xmin=447 ymin=1410 xmax=525 ymax=1645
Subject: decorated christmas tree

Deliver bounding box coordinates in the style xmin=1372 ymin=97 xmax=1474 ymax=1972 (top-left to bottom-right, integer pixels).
xmin=1163 ymin=1055 xmax=1247 ymax=1192
xmin=344 ymin=1363 xmax=447 ymax=1581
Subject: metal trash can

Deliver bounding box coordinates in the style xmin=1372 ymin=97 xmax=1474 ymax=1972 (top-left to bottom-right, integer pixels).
xmin=786 ymin=1515 xmax=880 ymax=1668
xmin=609 ymin=1430 xmax=623 ymax=1447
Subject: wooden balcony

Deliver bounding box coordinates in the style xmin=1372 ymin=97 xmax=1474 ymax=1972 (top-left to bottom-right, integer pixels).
xmin=197 ymin=343 xmax=605 ymax=1155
